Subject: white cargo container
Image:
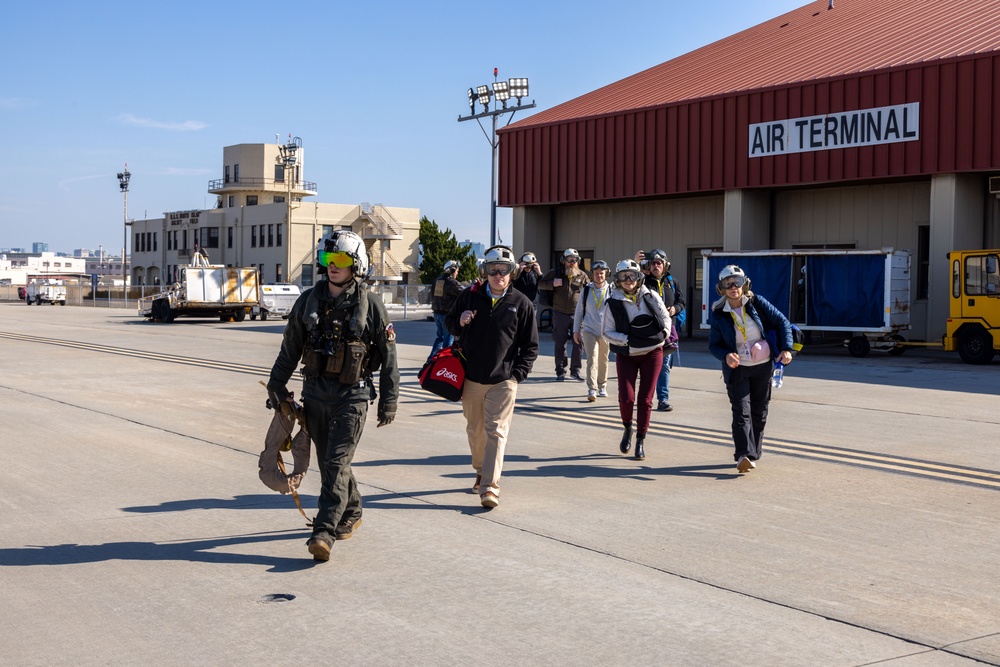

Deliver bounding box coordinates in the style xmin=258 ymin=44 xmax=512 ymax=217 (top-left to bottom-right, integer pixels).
xmin=250 ymin=283 xmax=301 ymax=321
xmin=138 ymin=252 xmax=259 ymax=323
xmin=26 ymin=279 xmax=67 ymax=306
xmin=700 ymin=248 xmax=911 ymax=357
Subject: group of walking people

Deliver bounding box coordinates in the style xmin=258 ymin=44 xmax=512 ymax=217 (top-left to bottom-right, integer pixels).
xmin=264 ymin=232 xmax=794 ymax=561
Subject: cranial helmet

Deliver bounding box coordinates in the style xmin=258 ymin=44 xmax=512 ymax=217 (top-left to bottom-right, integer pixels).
xmin=444 ymin=260 xmax=461 ymax=273
xmin=479 ymin=244 xmax=520 ymax=280
xmin=562 ymin=248 xmax=581 ymax=262
xmin=316 ymin=230 xmax=370 ymax=281
xmin=520 ymin=252 xmax=537 ymax=264
xmin=591 ymin=260 xmax=609 ymax=271
xmin=614 ymin=259 xmax=642 ymax=290
xmin=716 ymin=264 xmax=751 ymax=296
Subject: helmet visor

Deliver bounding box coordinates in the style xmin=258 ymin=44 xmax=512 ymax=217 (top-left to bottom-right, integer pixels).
xmin=484 ymin=262 xmax=513 ymax=277
xmin=617 ymin=270 xmax=641 ymax=283
xmin=318 ymin=250 xmax=354 ymax=268
xmin=721 ymin=276 xmax=746 ymax=290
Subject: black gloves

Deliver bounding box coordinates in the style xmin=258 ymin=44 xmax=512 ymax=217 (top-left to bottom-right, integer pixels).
xmin=377 ymin=403 xmax=397 ymax=428
xmin=266 ymin=382 xmax=291 ymax=411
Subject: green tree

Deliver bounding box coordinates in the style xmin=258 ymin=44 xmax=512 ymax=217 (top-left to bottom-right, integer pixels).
xmin=418 ymin=216 xmax=480 ymax=284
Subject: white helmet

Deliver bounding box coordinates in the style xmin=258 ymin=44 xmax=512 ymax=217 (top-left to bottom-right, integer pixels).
xmin=562 ymin=248 xmax=581 ymax=262
xmin=480 ymin=244 xmax=519 ymax=279
xmin=716 ymin=264 xmax=750 ymax=295
xmin=520 ymin=252 xmax=536 ymax=264
xmin=444 ymin=260 xmax=461 ymax=273
xmin=317 ymin=230 xmax=370 ymax=280
xmin=614 ymin=259 xmax=642 ymax=289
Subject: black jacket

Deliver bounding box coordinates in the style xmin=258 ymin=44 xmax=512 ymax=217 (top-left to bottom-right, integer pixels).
xmin=445 ymin=284 xmax=538 ymax=384
xmin=643 ymin=272 xmax=684 ymax=313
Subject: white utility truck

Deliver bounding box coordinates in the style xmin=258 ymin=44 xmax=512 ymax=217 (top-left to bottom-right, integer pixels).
xmin=250 ymin=283 xmax=301 ymax=321
xmin=26 ymin=279 xmax=67 ymax=306
xmin=138 ymin=251 xmax=259 ymax=323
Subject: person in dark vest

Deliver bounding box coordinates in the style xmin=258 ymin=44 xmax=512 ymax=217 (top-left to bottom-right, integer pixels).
xmin=708 ymin=264 xmax=793 ymax=474
xmin=538 ymin=248 xmax=589 ymax=381
xmin=429 ymin=259 xmax=462 ymax=361
xmin=266 ymin=230 xmax=400 ymax=562
xmin=602 ymin=259 xmax=670 ymax=461
xmin=446 ymin=244 xmax=538 ymax=509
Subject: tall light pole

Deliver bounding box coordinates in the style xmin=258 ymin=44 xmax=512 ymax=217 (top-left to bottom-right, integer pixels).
xmin=458 ymin=69 xmax=535 ymax=247
xmin=277 ymin=136 xmax=301 ymax=284
xmin=117 ymin=166 xmax=131 ymax=305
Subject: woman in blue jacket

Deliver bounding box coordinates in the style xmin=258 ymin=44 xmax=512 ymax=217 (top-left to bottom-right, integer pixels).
xmin=708 ymin=265 xmax=793 ymax=473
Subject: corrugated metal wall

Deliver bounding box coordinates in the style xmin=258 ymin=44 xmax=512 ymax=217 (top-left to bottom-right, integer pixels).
xmin=499 ymin=54 xmax=1000 ymax=207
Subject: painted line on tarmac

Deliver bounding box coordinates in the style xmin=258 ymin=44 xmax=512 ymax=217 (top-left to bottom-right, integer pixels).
xmin=0 ymin=331 xmax=270 ymax=377
xmin=8 ymin=331 xmax=997 ymax=492
xmin=398 ymin=383 xmax=1000 ymax=491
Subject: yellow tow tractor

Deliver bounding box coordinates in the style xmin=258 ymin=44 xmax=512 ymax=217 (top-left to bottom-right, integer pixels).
xmin=943 ymin=249 xmax=1000 ymax=364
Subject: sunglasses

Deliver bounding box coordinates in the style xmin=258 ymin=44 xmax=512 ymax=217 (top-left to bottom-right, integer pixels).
xmin=617 ymin=271 xmax=640 ymax=283
xmin=722 ymin=277 xmax=746 ymax=290
xmin=318 ymin=250 xmax=354 ymax=268
xmin=484 ymin=263 xmax=513 ymax=277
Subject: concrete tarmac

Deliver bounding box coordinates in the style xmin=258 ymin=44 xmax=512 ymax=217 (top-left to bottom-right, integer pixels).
xmin=1 ymin=302 xmax=998 ymax=666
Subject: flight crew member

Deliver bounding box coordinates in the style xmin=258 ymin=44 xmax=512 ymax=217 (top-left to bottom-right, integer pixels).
xmin=266 ymin=230 xmax=400 ymax=562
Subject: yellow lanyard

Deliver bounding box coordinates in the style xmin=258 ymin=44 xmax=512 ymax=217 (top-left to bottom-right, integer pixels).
xmin=731 ymin=306 xmax=748 ymax=342
xmin=592 ymin=285 xmax=606 ymax=310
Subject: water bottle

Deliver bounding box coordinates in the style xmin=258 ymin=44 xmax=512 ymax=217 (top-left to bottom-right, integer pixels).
xmin=771 ymin=361 xmax=784 ymax=388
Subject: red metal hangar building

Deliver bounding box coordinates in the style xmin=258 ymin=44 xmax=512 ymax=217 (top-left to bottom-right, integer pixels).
xmin=500 ymin=0 xmax=1000 ymax=341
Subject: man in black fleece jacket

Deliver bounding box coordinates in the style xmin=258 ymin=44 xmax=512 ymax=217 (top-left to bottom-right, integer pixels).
xmin=446 ymin=244 xmax=538 ymax=509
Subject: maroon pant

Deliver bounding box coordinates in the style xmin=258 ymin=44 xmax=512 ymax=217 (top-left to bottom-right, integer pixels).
xmin=615 ymin=347 xmax=664 ymax=437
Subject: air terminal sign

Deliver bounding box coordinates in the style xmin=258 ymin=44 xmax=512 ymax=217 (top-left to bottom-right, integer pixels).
xmin=749 ymin=102 xmax=919 ymax=158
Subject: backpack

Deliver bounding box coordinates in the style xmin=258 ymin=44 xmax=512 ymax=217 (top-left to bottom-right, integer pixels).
xmin=666 ymin=275 xmax=686 ymax=328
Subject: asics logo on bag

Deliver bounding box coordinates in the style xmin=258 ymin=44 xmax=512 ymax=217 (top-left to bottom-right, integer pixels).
xmin=435 ymin=367 xmax=460 ymax=383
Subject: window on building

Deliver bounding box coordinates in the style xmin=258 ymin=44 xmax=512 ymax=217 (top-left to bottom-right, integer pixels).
xmin=234 ymin=164 xmax=239 ymax=183
xmin=276 ymin=264 xmax=283 ymax=283
xmin=274 ymin=196 xmax=285 ymax=203
xmin=247 ymin=195 xmax=258 ymax=206
xmin=228 ymin=195 xmax=235 ymax=208
xmin=136 ymin=232 xmax=141 ymax=251
xmin=146 ymin=232 xmax=152 ymax=252
xmin=260 ymin=225 xmax=266 ymax=247
xmin=200 ymin=227 xmax=220 ymax=249
xmin=275 ymin=165 xmax=284 ymax=182
xmin=277 ymin=224 xmax=282 ymax=247
xmin=916 ymin=225 xmax=930 ymax=300
xmin=182 ymin=230 xmax=188 ymax=252
xmin=153 ymin=232 xmax=157 ymax=252
xmin=251 ymin=226 xmax=257 ymax=248
xmin=227 ymin=227 xmax=233 ymax=249
xmin=268 ymin=224 xmax=274 ymax=247
xmin=301 ymin=264 xmax=313 ymax=287
xmin=225 ymin=165 xmax=230 ymax=184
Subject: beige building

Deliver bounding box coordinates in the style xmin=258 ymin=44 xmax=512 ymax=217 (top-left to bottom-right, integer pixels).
xmin=129 ymin=142 xmax=420 ymax=287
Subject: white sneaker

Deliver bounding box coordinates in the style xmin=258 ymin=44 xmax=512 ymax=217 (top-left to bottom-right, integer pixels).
xmin=737 ymin=456 xmax=755 ymax=473
xmin=587 ymin=389 xmax=597 ymax=402
xmin=597 ymin=387 xmax=608 ymax=398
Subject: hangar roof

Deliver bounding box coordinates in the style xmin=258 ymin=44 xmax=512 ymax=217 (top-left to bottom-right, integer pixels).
xmin=510 ymin=0 xmax=1000 ymax=129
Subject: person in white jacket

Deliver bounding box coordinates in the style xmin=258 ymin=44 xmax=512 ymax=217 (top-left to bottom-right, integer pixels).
xmin=573 ymin=260 xmax=612 ymax=402
xmin=602 ymin=259 xmax=671 ymax=460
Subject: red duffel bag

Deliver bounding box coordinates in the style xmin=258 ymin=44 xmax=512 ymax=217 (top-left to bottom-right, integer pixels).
xmin=418 ymin=346 xmax=465 ymax=401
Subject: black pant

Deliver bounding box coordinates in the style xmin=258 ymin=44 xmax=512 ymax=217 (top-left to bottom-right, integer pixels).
xmin=726 ymin=361 xmax=773 ymax=461
xmin=304 ymin=399 xmax=368 ymax=539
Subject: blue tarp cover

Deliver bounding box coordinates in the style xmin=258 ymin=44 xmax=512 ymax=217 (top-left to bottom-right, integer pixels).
xmin=807 ymin=255 xmax=884 ymax=327
xmin=706 ymin=256 xmax=791 ymax=326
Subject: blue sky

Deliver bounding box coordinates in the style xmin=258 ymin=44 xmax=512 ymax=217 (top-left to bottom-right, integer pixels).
xmin=0 ymin=0 xmax=806 ymax=254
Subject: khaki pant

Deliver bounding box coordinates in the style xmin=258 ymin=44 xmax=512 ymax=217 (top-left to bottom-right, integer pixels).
xmin=462 ymin=379 xmax=518 ymax=495
xmin=581 ymin=330 xmax=610 ymax=391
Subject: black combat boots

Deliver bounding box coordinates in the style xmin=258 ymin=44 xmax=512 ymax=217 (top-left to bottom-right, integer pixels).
xmin=619 ymin=423 xmax=633 ymax=454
